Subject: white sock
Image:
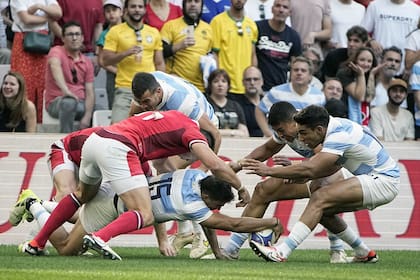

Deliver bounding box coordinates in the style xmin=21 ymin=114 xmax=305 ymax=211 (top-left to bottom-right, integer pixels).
xmin=224 ymin=232 xmax=248 ymax=255
xmin=336 ymin=227 xmax=369 ymax=257
xmin=327 ymin=230 xmax=345 ymax=251
xmin=41 ymin=200 xmax=58 ymax=213
xmin=29 ymin=202 xmax=50 ymax=227
xmin=177 ymin=220 xmax=193 ymax=235
xmin=276 ymin=221 xmax=311 ymax=258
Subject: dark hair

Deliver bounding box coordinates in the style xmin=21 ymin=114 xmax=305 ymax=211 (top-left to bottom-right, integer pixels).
xmin=205 ymin=69 xmax=231 ymax=96
xmin=324 ymin=99 xmax=348 ymax=118
xmin=0 ymin=71 xmax=28 ymax=128
xmin=132 ymin=72 xmax=160 ymax=99
xmin=294 ymin=105 xmax=330 ymax=129
xmin=200 ymin=128 xmax=215 ymax=151
xmin=268 ymin=101 xmax=297 ymax=126
xmin=199 ymin=175 xmax=234 ymax=203
xmin=346 ymin=25 xmax=369 ymax=43
xmin=124 ymin=0 xmax=147 ymax=9
xmin=382 ymin=46 xmax=403 ymax=60
xmin=345 ymin=47 xmax=377 ymax=73
xmin=62 ymin=20 xmax=82 ymax=37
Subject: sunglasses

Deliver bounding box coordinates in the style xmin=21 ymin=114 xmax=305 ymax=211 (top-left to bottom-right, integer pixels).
xmin=236 ymin=21 xmax=243 ymax=36
xmin=259 ymin=4 xmax=265 ymax=20
xmin=135 ymin=30 xmax=142 ymax=43
xmin=71 ymin=68 xmax=78 ymax=84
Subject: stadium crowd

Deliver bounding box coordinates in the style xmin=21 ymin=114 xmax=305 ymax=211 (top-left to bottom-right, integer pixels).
xmin=1 ymin=0 xmax=417 ymax=263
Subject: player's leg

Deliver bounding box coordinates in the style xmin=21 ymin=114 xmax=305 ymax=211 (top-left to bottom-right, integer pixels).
xmin=224 ymin=178 xmax=309 ymax=258
xmin=56 ymin=219 xmax=87 ymax=256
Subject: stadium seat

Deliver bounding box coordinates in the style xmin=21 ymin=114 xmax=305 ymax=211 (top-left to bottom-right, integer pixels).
xmin=92 ymin=109 xmax=112 ymax=127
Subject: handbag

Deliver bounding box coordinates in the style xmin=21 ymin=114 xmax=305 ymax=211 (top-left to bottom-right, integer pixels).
xmin=16 ymin=22 xmax=51 ymax=54
xmin=22 ymin=31 xmax=51 ymax=54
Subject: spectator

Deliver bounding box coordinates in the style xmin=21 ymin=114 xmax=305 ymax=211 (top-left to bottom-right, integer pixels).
xmin=238 ymin=66 xmax=264 ymax=137
xmin=102 ymin=0 xmax=165 ymax=123
xmin=405 ymin=17 xmax=420 ymax=75
xmin=0 ymin=47 xmax=10 ymax=64
xmin=161 ymin=0 xmax=213 ymax=93
xmin=96 ymin=0 xmax=123 ymax=109
xmin=302 ymin=47 xmax=323 ymax=90
xmin=255 ymin=0 xmax=301 ymax=91
xmin=206 ymin=69 xmax=249 ymax=137
xmin=370 ymin=78 xmax=414 ymax=141
xmin=44 ymin=21 xmax=95 ymax=133
xmin=361 ymin=0 xmax=420 ymax=58
xmin=49 ymin=0 xmax=104 ymax=73
xmin=145 ymin=0 xmax=183 ymax=31
xmin=336 ymin=47 xmax=377 ymax=125
xmin=244 ymin=0 xmax=274 ymax=21
xmin=210 ymin=0 xmax=258 ymax=103
xmin=371 ymin=46 xmax=404 ymax=108
xmin=329 ymin=0 xmax=365 ymax=49
xmin=322 ymin=77 xmax=343 ymax=101
xmin=1 ymin=2 xmax=14 ymax=49
xmin=289 ymin=0 xmax=332 ymax=55
xmin=324 ymin=98 xmax=348 ymax=118
xmin=201 ymin=0 xmax=230 ymax=23
xmin=0 ymin=71 xmax=36 ymax=132
xmin=321 ymin=25 xmax=369 ymax=81
xmin=10 ymin=0 xmax=62 ymax=123
xmin=256 ymin=56 xmax=325 ymax=136
xmin=409 ymin=61 xmax=420 ymax=141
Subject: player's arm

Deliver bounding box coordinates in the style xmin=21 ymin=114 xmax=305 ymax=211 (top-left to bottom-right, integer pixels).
xmin=242 ymin=151 xmax=341 ymax=180
xmin=200 ymin=225 xmax=225 ymax=259
xmin=230 ymin=138 xmax=285 ymax=172
xmin=190 ymin=142 xmax=250 ymax=207
xmin=153 ymin=223 xmax=176 ymax=257
xmin=201 ymin=212 xmax=282 ymax=243
xmin=197 ymin=114 xmax=221 ymax=154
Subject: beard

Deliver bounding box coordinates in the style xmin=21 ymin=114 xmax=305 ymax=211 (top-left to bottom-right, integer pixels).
xmin=128 ymin=13 xmax=144 ymax=24
xmin=389 ymin=97 xmax=405 ymax=106
xmin=383 ymin=68 xmax=398 ymax=79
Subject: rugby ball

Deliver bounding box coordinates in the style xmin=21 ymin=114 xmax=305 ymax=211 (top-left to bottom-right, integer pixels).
xmin=249 ymin=229 xmax=275 ymax=246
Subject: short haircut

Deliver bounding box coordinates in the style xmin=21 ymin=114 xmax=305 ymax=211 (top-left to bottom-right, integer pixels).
xmin=294 ymin=105 xmax=330 ymax=129
xmin=268 ymin=101 xmax=297 ymax=126
xmin=291 ymin=56 xmax=314 ymax=75
xmin=132 ymin=72 xmax=160 ymax=99
xmin=324 ymin=99 xmax=348 ymax=118
xmin=199 ymin=175 xmax=234 ymax=203
xmin=206 ymin=69 xmax=231 ymax=96
xmin=124 ymin=0 xmax=147 ymax=9
xmin=346 ymin=25 xmax=369 ymax=42
xmin=62 ymin=20 xmax=82 ymax=37
xmin=382 ymin=46 xmax=402 ymax=59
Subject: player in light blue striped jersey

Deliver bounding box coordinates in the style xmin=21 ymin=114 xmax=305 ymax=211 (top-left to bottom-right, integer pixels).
xmin=244 ymin=105 xmax=399 ymax=263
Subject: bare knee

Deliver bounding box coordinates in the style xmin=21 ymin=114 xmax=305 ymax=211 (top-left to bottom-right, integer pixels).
xmin=139 ymin=210 xmax=154 ymax=228
xmin=252 ymin=181 xmax=274 ymax=204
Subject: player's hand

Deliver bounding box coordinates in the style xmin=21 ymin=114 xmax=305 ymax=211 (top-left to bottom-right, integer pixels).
xmin=271 ymin=155 xmax=291 ymax=166
xmin=236 ymin=187 xmax=250 ymax=207
xmin=159 ymin=241 xmax=177 ymax=257
xmin=241 ymin=158 xmax=272 ymax=177
xmin=271 ymin=218 xmax=283 ymax=243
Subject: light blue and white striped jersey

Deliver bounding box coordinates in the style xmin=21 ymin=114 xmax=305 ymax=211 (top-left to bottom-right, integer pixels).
xmin=148 ymin=169 xmax=212 ymax=223
xmin=258 ymin=83 xmax=326 ymax=115
xmin=322 ymin=117 xmax=399 ymax=178
xmin=152 ymin=71 xmax=217 ymax=123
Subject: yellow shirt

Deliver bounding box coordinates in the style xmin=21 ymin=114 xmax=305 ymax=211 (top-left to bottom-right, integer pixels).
xmin=161 ymin=18 xmax=213 ymax=92
xmin=104 ymin=22 xmax=163 ymax=88
xmin=211 ymin=12 xmax=258 ymax=94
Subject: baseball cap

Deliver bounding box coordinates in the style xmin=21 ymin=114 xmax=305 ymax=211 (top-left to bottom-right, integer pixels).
xmin=388 ymin=79 xmax=407 ymax=92
xmin=103 ymin=0 xmax=122 ymax=9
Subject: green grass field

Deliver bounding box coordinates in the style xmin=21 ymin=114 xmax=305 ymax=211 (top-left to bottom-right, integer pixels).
xmin=0 ymin=245 xmax=418 ymax=280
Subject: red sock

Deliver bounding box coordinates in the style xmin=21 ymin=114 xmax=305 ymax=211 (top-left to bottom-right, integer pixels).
xmin=94 ymin=211 xmax=143 ymax=242
xmin=32 ymin=193 xmax=81 ymax=248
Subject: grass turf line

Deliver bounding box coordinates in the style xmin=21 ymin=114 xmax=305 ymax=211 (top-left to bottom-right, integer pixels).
xmin=0 ymin=245 xmax=418 ymax=280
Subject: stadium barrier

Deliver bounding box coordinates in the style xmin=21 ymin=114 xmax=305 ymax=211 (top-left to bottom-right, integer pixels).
xmin=0 ymin=133 xmax=419 ymax=250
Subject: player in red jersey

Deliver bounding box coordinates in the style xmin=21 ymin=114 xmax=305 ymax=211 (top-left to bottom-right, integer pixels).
xmin=23 ymin=110 xmax=249 ymax=259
